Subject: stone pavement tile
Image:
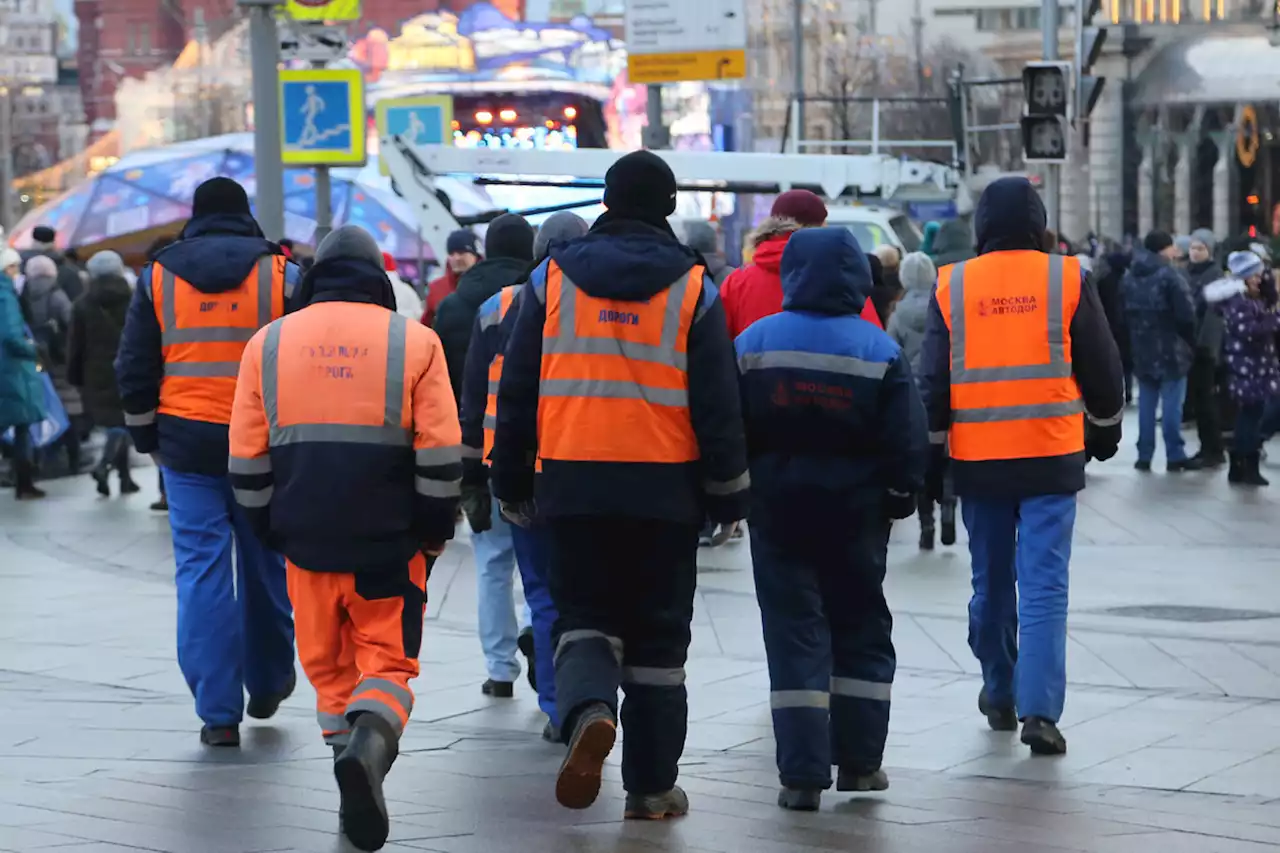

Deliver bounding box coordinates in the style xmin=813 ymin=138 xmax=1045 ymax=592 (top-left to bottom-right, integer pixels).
xmin=1186 ymin=751 xmax=1280 ymax=797
xmin=1065 ymin=635 xmax=1135 ymax=689
xmin=1071 ymin=746 xmax=1260 ymax=790
xmin=1065 ymin=633 xmax=1222 ymax=693
xmin=1149 ymin=637 xmax=1280 ymax=699
xmin=0 ymin=825 xmax=127 ymax=849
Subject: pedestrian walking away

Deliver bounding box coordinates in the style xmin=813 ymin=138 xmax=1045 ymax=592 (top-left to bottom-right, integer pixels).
xmin=23 ymin=253 xmax=84 ymax=475
xmin=919 ymin=177 xmax=1125 ymax=756
xmin=491 ymin=150 xmax=750 ymax=819
xmin=1122 ymin=231 xmax=1200 ymax=473
xmin=736 ymin=227 xmax=928 ymax=811
xmin=67 ymin=251 xmax=139 ymax=496
xmin=0 ymin=248 xmax=47 ymax=500
xmin=1204 ymin=251 xmax=1280 ymax=487
xmin=1184 ymin=230 xmax=1226 ymax=467
xmin=115 ymin=177 xmax=299 ymax=746
xmin=229 ymin=225 xmax=462 ymax=851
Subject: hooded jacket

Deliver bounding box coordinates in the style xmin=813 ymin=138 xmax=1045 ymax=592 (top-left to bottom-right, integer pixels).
xmin=115 ymin=211 xmax=298 ymax=475
xmin=1121 ymin=249 xmax=1197 ymax=382
xmin=21 ymin=271 xmax=81 ymax=417
xmin=0 ymin=272 xmax=44 ymax=430
xmin=917 ymin=178 xmax=1125 ymax=498
xmin=229 ymin=256 xmax=461 ymax=573
xmin=434 ymin=255 xmax=531 ymax=401
xmin=1205 ymin=279 xmax=1280 ymax=404
xmin=490 ymin=216 xmax=750 ymax=526
xmin=885 ymin=255 xmax=937 ymax=374
xmin=67 ymin=272 xmax=132 ymax=427
xmin=735 ymin=228 xmax=928 ymax=531
xmin=719 ymin=217 xmax=881 ymax=339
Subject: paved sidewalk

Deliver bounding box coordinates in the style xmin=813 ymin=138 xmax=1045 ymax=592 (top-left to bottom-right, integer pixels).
xmin=3 ymin=427 xmax=1280 ymax=852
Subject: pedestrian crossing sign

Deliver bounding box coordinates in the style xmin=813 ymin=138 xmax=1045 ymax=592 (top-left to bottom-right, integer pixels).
xmin=279 ymin=68 xmax=367 ymax=167
xmin=375 ymin=96 xmax=454 ymax=176
xmin=286 ymin=0 xmax=361 ymax=21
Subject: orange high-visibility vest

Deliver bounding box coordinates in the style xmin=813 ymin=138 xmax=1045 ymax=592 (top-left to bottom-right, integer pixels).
xmin=481 ymin=285 xmax=519 ymax=463
xmin=153 ymin=255 xmax=286 ymax=424
xmin=536 ymin=262 xmax=702 ymax=463
xmin=937 ymin=252 xmax=1085 ymax=462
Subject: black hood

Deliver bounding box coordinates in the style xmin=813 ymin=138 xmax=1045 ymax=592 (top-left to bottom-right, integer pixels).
xmin=156 ymin=212 xmax=281 ymax=293
xmin=297 ymin=257 xmax=395 ymax=309
xmin=87 ymin=273 xmax=133 ymax=309
xmin=974 ymin=177 xmax=1047 ymax=255
xmin=551 ymin=217 xmax=697 ymax=302
xmin=454 ymin=256 xmax=531 ymax=309
xmin=779 ymin=227 xmax=870 ymax=316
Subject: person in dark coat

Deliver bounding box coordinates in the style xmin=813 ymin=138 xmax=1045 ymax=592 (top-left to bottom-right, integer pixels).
xmin=1204 ymin=251 xmax=1280 ymax=486
xmin=26 ymin=225 xmax=87 ymax=303
xmin=1091 ymin=245 xmax=1133 ymax=402
xmin=0 ymin=248 xmax=46 ymax=499
xmin=433 ymin=214 xmax=534 ymax=400
xmin=67 ymin=251 xmax=138 ymax=496
xmin=736 ymin=227 xmax=927 ymax=810
xmin=22 ymin=253 xmax=84 ymax=474
xmin=928 ymin=219 xmax=975 ymax=267
xmin=681 ymin=220 xmax=734 ymax=285
xmin=1184 ymin=229 xmax=1226 ymax=465
xmin=1121 ymin=231 xmax=1200 ymax=472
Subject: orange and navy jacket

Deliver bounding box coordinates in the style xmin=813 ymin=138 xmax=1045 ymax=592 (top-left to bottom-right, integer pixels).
xmin=459 ymin=283 xmax=522 ymax=487
xmin=115 ymin=214 xmax=299 ymax=475
xmin=227 ymin=256 xmax=462 ymax=574
xmin=490 ymin=219 xmax=750 ymax=526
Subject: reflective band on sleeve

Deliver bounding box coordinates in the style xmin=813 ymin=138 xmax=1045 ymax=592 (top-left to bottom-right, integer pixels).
xmin=830 ymin=677 xmax=892 ymax=702
xmin=479 ymin=309 xmax=503 ymax=330
xmin=555 ymin=629 xmax=624 ymax=664
xmin=233 ymin=486 xmax=273 ymax=507
xmin=415 ymin=445 xmax=462 ymax=466
xmin=488 ymin=377 xmax=501 ymax=394
xmin=1087 ymin=410 xmax=1124 ymax=427
xmin=770 ymin=690 xmax=830 ymax=710
xmin=416 ymin=476 xmax=462 ymax=498
xmin=125 ymin=409 xmax=157 ymax=427
xmin=164 ymin=362 xmax=241 ymax=378
xmin=952 ymin=400 xmax=1085 ymax=423
xmin=461 ymin=444 xmax=484 ymax=459
xmin=929 ymin=430 xmax=949 ymax=444
xmin=704 ymin=471 xmax=750 ymax=496
xmin=272 ymin=423 xmax=412 ymax=446
xmin=738 ymin=350 xmax=889 ymax=379
xmin=482 ymin=413 xmax=497 ymax=431
xmin=621 ymin=666 xmax=686 ymax=686
xmin=540 ymin=378 xmax=688 ymax=407
xmin=162 ymin=327 xmax=258 ymax=345
xmin=228 ymin=454 xmax=272 ymax=474
xmin=353 ymin=677 xmax=415 ymax=712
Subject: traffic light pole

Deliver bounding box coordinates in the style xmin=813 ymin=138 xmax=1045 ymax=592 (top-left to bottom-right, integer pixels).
xmin=1041 ymin=0 xmax=1060 ymax=236
xmin=241 ymin=0 xmax=285 ymax=242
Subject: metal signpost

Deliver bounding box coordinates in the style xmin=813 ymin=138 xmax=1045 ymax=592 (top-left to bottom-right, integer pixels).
xmin=1041 ymin=0 xmax=1060 ymax=234
xmin=240 ymin=0 xmax=286 ymax=241
xmin=375 ymin=96 xmax=453 ymax=176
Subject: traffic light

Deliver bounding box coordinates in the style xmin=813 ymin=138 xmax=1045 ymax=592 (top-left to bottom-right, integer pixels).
xmin=1020 ymin=62 xmax=1070 ymax=164
xmin=1078 ymin=0 xmax=1108 ymax=121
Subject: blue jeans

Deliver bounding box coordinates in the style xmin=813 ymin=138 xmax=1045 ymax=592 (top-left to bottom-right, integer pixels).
xmin=471 ymin=499 xmax=530 ymax=682
xmin=1136 ymin=376 xmax=1188 ymax=464
xmin=163 ymin=468 xmax=295 ymax=727
xmin=962 ymin=494 xmax=1076 ymax=723
xmin=511 ymin=523 xmax=559 ymax=724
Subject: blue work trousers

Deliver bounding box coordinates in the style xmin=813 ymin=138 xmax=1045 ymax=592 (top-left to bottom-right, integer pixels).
xmin=750 ymin=514 xmax=895 ymax=791
xmin=511 ymin=522 xmax=559 ymax=725
xmin=163 ymin=468 xmax=295 ymax=727
xmin=471 ymin=499 xmax=530 ymax=682
xmin=962 ymin=494 xmax=1076 ymax=724
xmin=1136 ymin=376 xmax=1189 ymax=464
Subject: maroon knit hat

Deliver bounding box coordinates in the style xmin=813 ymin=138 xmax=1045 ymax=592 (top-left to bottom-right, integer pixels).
xmin=770 ymin=190 xmax=828 ymax=227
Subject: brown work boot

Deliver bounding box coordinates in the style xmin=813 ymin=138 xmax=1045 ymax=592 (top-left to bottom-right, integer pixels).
xmin=624 ymin=786 xmax=689 ymax=820
xmin=555 ymin=703 xmax=616 ymax=809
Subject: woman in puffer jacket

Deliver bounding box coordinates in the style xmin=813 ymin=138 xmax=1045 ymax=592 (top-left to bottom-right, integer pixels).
xmin=1203 ymin=251 xmax=1280 ymax=487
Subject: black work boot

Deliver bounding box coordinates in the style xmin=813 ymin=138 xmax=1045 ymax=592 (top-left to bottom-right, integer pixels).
xmin=940 ymin=498 xmax=957 ymax=546
xmin=335 ymin=714 xmax=398 ymax=851
xmin=482 ymin=678 xmax=514 ymax=698
xmin=836 ymin=767 xmax=889 ymax=792
xmin=518 ymin=628 xmax=537 ymax=692
xmin=1242 ymin=453 xmax=1270 ymax=487
xmin=625 ymin=786 xmax=690 ymax=819
xmin=555 ymin=702 xmax=616 ymax=810
xmin=247 ymin=670 xmax=296 ymax=720
xmin=1228 ymin=453 xmax=1245 ymax=484
xmin=777 ymin=787 xmax=821 ymax=811
xmin=978 ymin=689 xmax=1018 ymax=732
xmin=918 ymin=500 xmax=935 ymax=551
xmin=200 ymin=725 xmax=240 ymax=747
xmin=1021 ymin=717 xmax=1067 ymax=756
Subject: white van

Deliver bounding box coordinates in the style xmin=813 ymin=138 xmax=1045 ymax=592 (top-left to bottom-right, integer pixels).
xmin=824 ymin=205 xmax=924 ymax=253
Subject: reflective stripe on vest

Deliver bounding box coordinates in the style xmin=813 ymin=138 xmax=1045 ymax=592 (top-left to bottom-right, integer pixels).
xmin=939 ymin=252 xmax=1084 ymax=462
xmin=261 ymin=312 xmax=413 ymax=448
xmin=155 ymin=255 xmax=283 ymax=423
xmin=481 ymin=286 xmax=518 ymax=464
xmin=537 ymin=263 xmax=701 ymax=464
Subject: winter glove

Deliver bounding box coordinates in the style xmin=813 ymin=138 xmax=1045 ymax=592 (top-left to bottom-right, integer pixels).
xmin=1085 ymin=420 xmax=1121 ymax=462
xmin=500 ymin=499 xmax=537 ymax=529
xmin=884 ymin=489 xmax=917 ymax=521
xmin=460 ymin=483 xmax=492 ymax=533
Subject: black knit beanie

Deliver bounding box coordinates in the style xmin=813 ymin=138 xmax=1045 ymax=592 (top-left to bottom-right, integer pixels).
xmin=603 ymin=150 xmax=678 ymax=224
xmin=192 ymin=177 xmax=252 ymax=218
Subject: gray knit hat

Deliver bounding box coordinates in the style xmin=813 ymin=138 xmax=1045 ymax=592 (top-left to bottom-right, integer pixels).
xmin=898 ymin=252 xmax=937 ymax=294
xmin=1189 ymin=228 xmax=1216 ymax=253
xmin=315 ymin=225 xmax=384 ymax=268
xmin=86 ymin=250 xmax=126 ymax=278
xmin=534 ymin=211 xmax=589 ymax=258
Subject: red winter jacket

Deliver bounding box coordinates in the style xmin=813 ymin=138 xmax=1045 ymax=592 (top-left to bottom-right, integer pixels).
xmin=421 ymin=267 xmax=460 ymax=327
xmin=721 ymin=223 xmax=882 ymax=339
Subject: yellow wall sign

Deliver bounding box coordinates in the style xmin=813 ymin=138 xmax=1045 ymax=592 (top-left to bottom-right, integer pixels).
xmin=627 ymin=50 xmax=747 ymax=85
xmin=286 ymin=0 xmax=361 ymax=21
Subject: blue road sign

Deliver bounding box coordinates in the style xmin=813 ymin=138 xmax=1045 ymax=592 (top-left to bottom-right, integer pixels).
xmin=279 ymin=68 xmax=367 ymax=167
xmin=375 ymin=95 xmax=453 ymax=175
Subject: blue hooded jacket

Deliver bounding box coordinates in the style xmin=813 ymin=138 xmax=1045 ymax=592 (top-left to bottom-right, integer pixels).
xmin=115 ymin=212 xmax=299 ymax=476
xmin=490 ymin=215 xmax=749 ymax=525
xmin=735 ymin=228 xmax=928 ymax=528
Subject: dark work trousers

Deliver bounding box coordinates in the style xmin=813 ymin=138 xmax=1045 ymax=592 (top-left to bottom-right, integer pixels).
xmin=749 ymin=514 xmax=895 ymax=790
xmin=1188 ymin=351 xmax=1223 ymax=458
xmin=547 ymin=516 xmax=698 ymax=796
